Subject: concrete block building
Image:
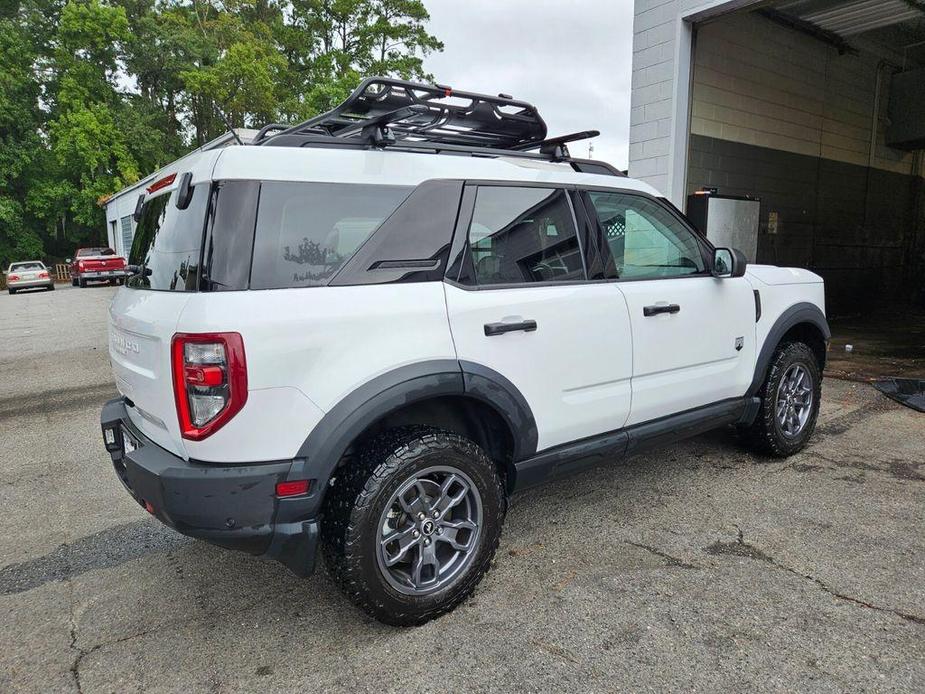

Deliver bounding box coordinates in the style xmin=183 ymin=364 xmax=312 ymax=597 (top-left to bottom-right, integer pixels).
xmin=630 ymin=0 xmax=925 ymax=314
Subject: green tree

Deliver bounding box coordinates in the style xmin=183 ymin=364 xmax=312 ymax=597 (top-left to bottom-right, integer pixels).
xmin=0 ymin=0 xmax=443 ymax=266
xmin=0 ymin=7 xmax=45 ymax=267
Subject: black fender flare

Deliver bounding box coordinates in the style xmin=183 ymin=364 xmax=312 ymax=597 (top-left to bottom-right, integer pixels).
xmin=296 ymin=359 xmax=537 ymax=495
xmin=747 ymin=302 xmax=830 ymax=397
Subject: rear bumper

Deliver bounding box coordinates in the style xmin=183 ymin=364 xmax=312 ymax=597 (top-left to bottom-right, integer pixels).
xmin=77 ymin=270 xmax=127 ymax=280
xmin=9 ymin=279 xmax=53 ymax=289
xmin=100 ymin=397 xmax=319 ymax=576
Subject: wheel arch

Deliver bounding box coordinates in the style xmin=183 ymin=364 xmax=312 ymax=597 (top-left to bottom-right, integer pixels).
xmin=748 ymin=302 xmax=830 ymax=398
xmin=297 ymin=360 xmax=537 ymax=500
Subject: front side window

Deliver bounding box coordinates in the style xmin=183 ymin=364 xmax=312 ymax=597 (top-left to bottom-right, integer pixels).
xmin=249 ymin=182 xmax=412 ymax=289
xmin=464 ymin=186 xmax=584 ymax=286
xmin=586 ymin=192 xmax=705 ymax=280
xmin=128 ymin=186 xmax=208 ymax=291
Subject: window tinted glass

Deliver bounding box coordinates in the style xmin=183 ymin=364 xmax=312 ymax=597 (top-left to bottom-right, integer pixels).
xmin=201 ymin=181 xmax=259 ymax=291
xmin=332 ymin=180 xmax=462 ymax=286
xmin=250 ymin=182 xmax=412 ymax=289
xmin=466 ymin=187 xmax=583 ymax=285
xmin=587 ymin=192 xmax=705 ymax=279
xmin=128 ymin=187 xmax=208 ymax=291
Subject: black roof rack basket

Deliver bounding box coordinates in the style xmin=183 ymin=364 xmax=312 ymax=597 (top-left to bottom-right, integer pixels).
xmin=253 ymin=76 xmax=620 ymax=174
xmin=257 ymin=76 xmax=551 ymax=149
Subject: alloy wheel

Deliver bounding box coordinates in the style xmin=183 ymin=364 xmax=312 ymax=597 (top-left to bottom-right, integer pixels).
xmin=776 ymin=363 xmax=813 ymax=437
xmin=376 ymin=465 xmax=483 ymax=595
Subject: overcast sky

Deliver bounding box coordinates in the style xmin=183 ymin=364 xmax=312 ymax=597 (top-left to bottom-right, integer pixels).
xmin=423 ymin=0 xmax=635 ymax=169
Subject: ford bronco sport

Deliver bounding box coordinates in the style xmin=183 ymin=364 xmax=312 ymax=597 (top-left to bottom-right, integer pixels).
xmin=100 ymin=78 xmax=829 ymax=626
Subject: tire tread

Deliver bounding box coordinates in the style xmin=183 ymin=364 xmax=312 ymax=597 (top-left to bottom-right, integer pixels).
xmin=321 ymin=425 xmax=505 ymax=626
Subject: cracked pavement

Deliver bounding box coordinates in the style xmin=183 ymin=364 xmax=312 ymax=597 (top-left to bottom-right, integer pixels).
xmin=1 ymin=286 xmax=923 ymax=693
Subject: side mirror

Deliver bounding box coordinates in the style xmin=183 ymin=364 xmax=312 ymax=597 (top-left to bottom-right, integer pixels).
xmin=65 ymin=258 xmax=72 ymax=264
xmin=712 ymin=247 xmax=747 ymax=278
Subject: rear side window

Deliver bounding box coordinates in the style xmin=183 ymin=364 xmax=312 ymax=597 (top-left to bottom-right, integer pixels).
xmin=463 ymin=186 xmax=584 ymax=286
xmin=249 ymin=182 xmax=412 ymax=289
xmin=128 ymin=187 xmax=208 ymax=291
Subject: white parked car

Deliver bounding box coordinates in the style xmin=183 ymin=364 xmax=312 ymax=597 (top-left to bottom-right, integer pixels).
xmin=100 ymin=78 xmax=828 ymax=626
xmin=5 ymin=261 xmax=54 ymax=294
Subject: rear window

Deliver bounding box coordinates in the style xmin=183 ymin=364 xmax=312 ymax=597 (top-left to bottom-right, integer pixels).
xmin=10 ymin=262 xmax=44 ymax=271
xmin=78 ymin=248 xmax=115 ymax=256
xmin=249 ymin=182 xmax=412 ymax=289
xmin=127 ymin=187 xmax=209 ymax=291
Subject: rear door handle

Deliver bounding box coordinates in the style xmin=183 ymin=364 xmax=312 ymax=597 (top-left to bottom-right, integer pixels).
xmin=484 ymin=320 xmax=538 ymax=336
xmin=643 ymin=304 xmax=680 ymax=317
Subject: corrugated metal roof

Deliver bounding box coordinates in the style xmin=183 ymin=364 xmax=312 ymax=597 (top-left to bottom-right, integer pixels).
xmin=778 ymin=0 xmax=923 ymax=37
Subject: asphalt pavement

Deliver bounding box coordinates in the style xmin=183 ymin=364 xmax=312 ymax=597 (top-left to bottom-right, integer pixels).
xmin=1 ymin=284 xmax=923 ymax=693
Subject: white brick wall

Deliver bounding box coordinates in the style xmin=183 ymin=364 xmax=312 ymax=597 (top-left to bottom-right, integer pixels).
xmin=628 ymin=0 xmax=739 ymax=199
xmin=690 ymin=12 xmax=917 ymax=176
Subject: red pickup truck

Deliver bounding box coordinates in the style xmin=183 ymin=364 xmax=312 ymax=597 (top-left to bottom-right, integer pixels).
xmin=68 ymin=248 xmax=128 ymax=287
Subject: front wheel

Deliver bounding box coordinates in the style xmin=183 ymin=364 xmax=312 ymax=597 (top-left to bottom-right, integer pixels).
xmin=743 ymin=341 xmax=821 ymax=457
xmin=322 ymin=427 xmax=506 ymax=626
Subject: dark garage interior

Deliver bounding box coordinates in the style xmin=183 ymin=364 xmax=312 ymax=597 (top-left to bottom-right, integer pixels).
xmin=685 ymin=0 xmax=925 ymax=321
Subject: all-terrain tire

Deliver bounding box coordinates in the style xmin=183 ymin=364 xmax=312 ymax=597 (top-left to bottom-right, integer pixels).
xmin=743 ymin=341 xmax=821 ymax=457
xmin=321 ymin=426 xmax=506 ymax=626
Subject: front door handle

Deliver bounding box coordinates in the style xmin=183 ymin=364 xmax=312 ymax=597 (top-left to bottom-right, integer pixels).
xmin=643 ymin=303 xmax=681 ymax=317
xmin=484 ymin=320 xmax=538 ymax=336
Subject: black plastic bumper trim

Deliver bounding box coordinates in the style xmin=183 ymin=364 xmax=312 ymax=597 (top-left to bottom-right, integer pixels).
xmin=100 ymin=397 xmax=319 ymax=576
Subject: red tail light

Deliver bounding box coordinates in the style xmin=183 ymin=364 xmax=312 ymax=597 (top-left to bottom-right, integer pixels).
xmin=276 ymin=480 xmax=310 ymax=497
xmin=38 ymin=271 xmax=49 ymax=279
xmin=8 ymin=274 xmax=20 ymax=281
xmin=78 ymin=261 xmax=85 ymax=271
xmin=171 ymin=332 xmax=247 ymax=440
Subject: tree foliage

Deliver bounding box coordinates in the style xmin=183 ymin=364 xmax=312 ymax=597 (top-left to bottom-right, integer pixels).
xmin=0 ymin=0 xmax=442 ymax=268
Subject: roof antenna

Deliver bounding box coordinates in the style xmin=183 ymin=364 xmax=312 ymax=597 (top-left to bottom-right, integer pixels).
xmin=214 ymin=102 xmax=245 ymax=146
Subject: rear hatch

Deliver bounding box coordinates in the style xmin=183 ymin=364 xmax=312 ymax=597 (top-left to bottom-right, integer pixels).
xmin=110 ymin=291 xmax=192 ymax=456
xmin=108 ymin=180 xmax=210 ymax=458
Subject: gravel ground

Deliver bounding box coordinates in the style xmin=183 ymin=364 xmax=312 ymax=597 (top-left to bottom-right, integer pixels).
xmin=0 ymin=285 xmax=923 ymax=693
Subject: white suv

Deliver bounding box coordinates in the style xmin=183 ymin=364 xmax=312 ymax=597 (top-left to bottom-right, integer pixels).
xmin=100 ymin=78 xmax=828 ymax=626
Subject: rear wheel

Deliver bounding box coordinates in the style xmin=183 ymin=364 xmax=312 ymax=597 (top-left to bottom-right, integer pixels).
xmin=71 ymin=277 xmax=78 ymax=287
xmin=743 ymin=341 xmax=821 ymax=457
xmin=322 ymin=426 xmax=505 ymax=626
xmin=47 ymin=284 xmax=54 ymax=291
xmin=7 ymin=288 xmax=15 ymax=295
xmin=78 ymin=278 xmax=87 ymax=288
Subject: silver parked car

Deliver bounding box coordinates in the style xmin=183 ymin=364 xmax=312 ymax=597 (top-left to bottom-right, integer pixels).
xmin=5 ymin=261 xmax=55 ymax=294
